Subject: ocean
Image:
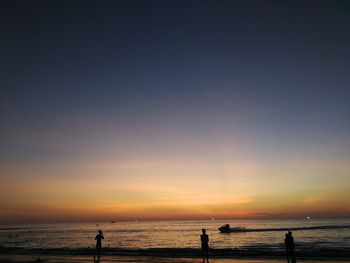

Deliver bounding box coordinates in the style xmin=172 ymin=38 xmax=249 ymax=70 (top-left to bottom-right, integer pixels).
xmin=1 ymin=218 xmax=349 ymax=258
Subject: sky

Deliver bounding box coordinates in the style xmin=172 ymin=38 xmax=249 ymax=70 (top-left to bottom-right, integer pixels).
xmin=1 ymin=0 xmax=350 ymax=223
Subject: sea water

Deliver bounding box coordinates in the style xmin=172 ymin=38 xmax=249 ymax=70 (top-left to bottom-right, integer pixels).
xmin=1 ymin=218 xmax=349 ymax=257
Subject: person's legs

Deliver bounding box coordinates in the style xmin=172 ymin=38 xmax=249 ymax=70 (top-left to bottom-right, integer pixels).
xmin=286 ymin=251 xmax=290 ymax=263
xmin=95 ymin=246 xmax=101 ymax=258
xmin=291 ymin=250 xmax=296 ymax=263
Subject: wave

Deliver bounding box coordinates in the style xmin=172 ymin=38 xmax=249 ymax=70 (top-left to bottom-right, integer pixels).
xmin=219 ymin=224 xmax=350 ymax=233
xmin=1 ymin=245 xmax=349 ymax=259
xmin=0 ymin=226 xmax=57 ymax=231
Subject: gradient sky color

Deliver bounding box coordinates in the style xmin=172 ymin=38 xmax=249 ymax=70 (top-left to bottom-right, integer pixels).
xmin=1 ymin=0 xmax=350 ymax=223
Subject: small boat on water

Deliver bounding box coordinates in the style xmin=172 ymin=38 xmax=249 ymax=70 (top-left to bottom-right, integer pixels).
xmin=219 ymin=224 xmax=246 ymax=233
xmin=218 ymin=224 xmax=350 ymax=233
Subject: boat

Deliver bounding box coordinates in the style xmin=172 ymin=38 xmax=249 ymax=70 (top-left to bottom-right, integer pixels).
xmin=218 ymin=224 xmax=350 ymax=233
xmin=218 ymin=224 xmax=246 ymax=233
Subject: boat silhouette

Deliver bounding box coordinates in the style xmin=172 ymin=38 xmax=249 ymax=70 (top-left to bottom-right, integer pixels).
xmin=218 ymin=224 xmax=350 ymax=233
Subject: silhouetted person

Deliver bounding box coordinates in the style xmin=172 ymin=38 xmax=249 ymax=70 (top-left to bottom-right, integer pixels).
xmin=200 ymin=228 xmax=209 ymax=263
xmin=94 ymin=230 xmax=104 ymax=260
xmin=284 ymin=233 xmax=290 ymax=263
xmin=285 ymin=231 xmax=296 ymax=263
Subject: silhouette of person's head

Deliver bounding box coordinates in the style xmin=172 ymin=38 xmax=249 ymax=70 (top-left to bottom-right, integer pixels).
xmin=202 ymin=228 xmax=206 ymax=234
xmin=288 ymin=231 xmax=292 ymax=236
xmin=98 ymin=230 xmax=102 ymax=234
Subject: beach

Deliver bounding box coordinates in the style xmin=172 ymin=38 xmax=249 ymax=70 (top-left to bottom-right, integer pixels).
xmin=0 ymin=254 xmax=349 ymax=263
xmin=2 ymin=0 xmax=350 ymax=262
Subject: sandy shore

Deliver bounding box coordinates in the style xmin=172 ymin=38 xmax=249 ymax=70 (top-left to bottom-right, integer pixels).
xmin=0 ymin=255 xmax=348 ymax=263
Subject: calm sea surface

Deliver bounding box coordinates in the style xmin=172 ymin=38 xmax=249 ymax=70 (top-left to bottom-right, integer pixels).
xmin=1 ymin=219 xmax=349 ymax=253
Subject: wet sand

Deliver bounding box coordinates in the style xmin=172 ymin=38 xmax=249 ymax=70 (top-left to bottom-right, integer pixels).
xmin=0 ymin=255 xmax=348 ymax=263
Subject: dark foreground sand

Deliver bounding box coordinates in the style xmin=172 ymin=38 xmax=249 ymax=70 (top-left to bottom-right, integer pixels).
xmin=0 ymin=255 xmax=348 ymax=263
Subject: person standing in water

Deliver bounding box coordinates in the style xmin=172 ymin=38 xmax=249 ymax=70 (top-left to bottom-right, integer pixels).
xmin=200 ymin=228 xmax=209 ymax=263
xmin=94 ymin=230 xmax=104 ymax=260
xmin=285 ymin=231 xmax=296 ymax=263
xmin=284 ymin=233 xmax=290 ymax=263
xmin=288 ymin=231 xmax=296 ymax=263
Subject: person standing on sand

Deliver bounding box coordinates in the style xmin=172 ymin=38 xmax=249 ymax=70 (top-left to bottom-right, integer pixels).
xmin=94 ymin=230 xmax=104 ymax=260
xmin=200 ymin=228 xmax=209 ymax=263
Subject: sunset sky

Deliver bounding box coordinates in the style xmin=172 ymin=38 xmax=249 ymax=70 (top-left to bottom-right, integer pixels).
xmin=1 ymin=1 xmax=350 ymax=223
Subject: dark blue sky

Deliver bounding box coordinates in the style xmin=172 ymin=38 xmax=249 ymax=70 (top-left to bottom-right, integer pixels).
xmin=1 ymin=0 xmax=350 ymax=161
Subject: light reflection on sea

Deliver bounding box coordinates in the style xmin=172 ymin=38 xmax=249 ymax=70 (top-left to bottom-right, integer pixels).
xmin=1 ymin=219 xmax=349 ymax=251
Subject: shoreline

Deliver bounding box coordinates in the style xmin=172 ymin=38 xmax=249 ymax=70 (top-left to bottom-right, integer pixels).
xmin=0 ymin=254 xmax=349 ymax=263
xmin=1 ymin=249 xmax=349 ymax=263
xmin=1 ymin=247 xmax=349 ymax=260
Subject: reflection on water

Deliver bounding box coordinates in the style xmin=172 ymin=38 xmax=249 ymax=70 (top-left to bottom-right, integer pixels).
xmin=1 ymin=219 xmax=349 ymax=251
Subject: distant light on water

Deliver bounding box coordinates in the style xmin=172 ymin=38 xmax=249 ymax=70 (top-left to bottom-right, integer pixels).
xmin=1 ymin=219 xmax=349 ymax=254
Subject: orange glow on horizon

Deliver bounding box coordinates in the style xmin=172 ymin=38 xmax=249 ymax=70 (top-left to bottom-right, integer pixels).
xmin=1 ymin=143 xmax=350 ymax=223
